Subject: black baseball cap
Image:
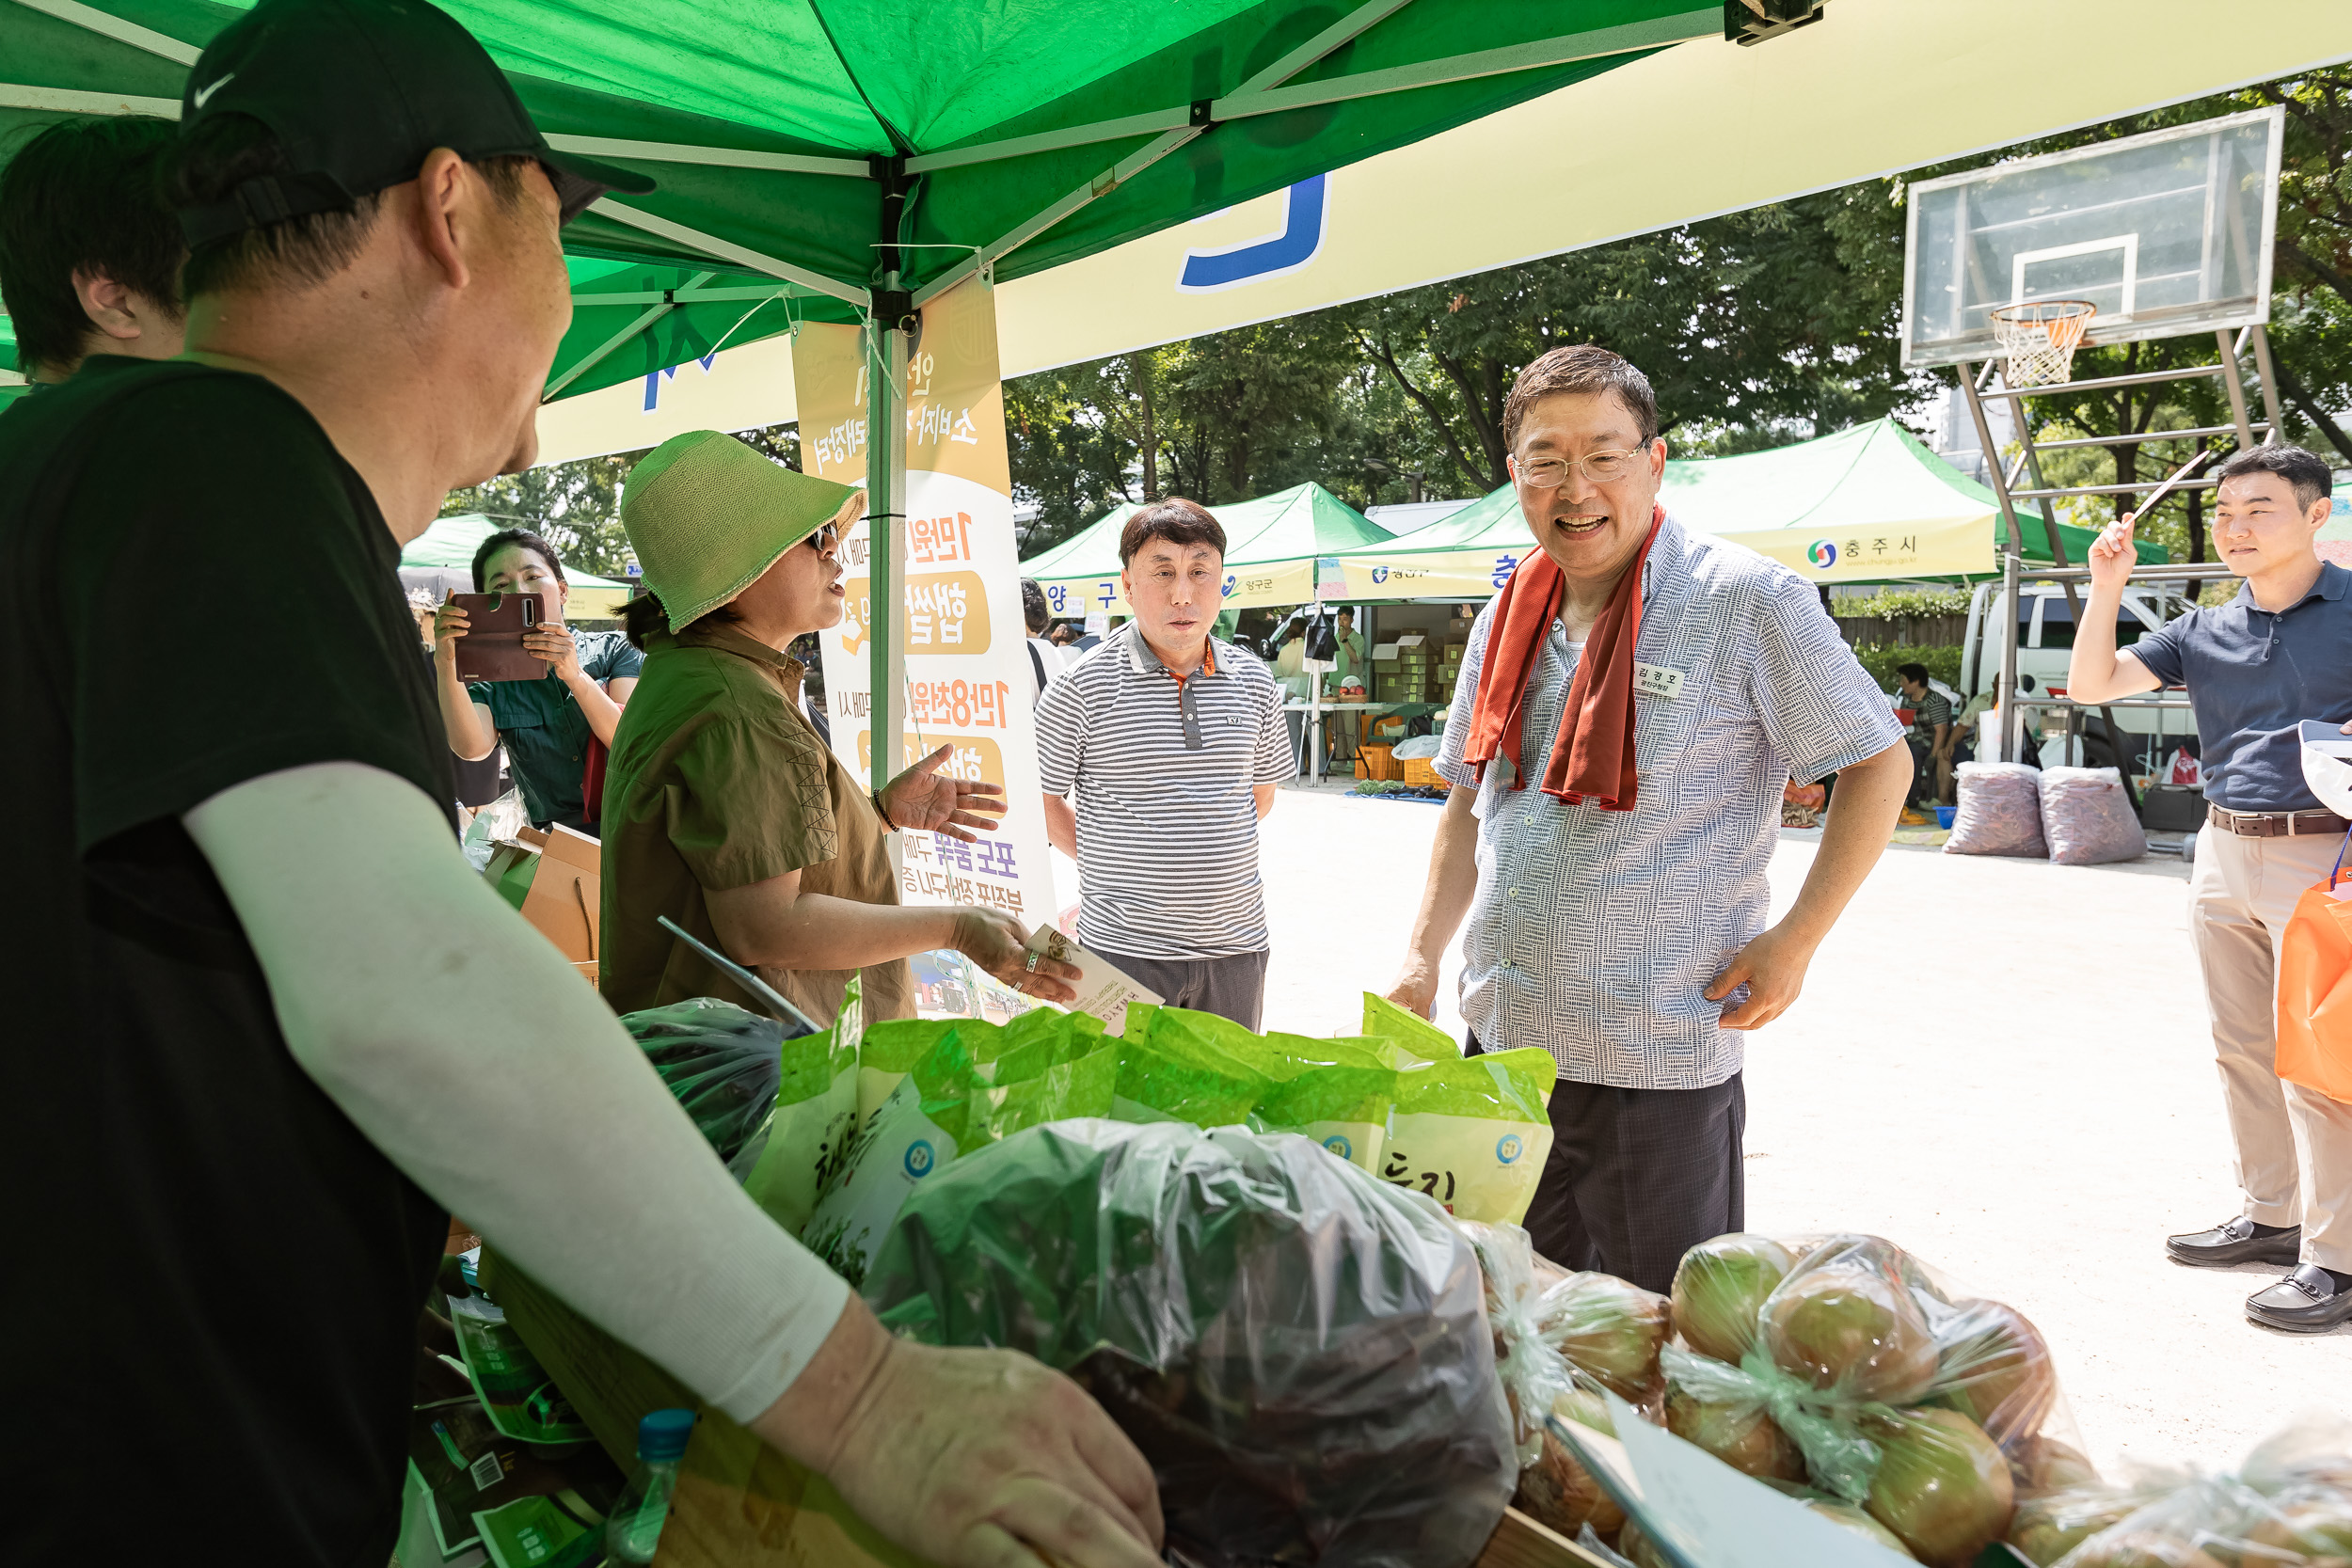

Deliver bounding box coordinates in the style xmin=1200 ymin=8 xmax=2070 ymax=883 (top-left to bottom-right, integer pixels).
xmin=176 ymin=0 xmax=653 ymax=247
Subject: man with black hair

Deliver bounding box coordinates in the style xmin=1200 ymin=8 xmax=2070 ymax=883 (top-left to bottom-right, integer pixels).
xmin=0 ymin=116 xmax=186 ymax=384
xmin=1897 ymin=661 xmax=1954 ymax=804
xmin=0 ymin=1 xmax=1162 ymax=1564
xmin=1036 ymin=498 xmax=1293 ymax=1027
xmin=1023 ymin=574 xmax=1065 ymax=703
xmin=2073 ymin=442 xmax=2352 ymax=1333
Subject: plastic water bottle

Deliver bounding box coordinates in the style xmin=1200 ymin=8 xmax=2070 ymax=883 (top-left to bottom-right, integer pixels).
xmin=605 ymin=1407 xmax=695 ymax=1564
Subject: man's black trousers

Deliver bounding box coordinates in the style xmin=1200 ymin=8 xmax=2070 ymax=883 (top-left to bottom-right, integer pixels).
xmin=1470 ymin=1031 xmax=1745 ymax=1294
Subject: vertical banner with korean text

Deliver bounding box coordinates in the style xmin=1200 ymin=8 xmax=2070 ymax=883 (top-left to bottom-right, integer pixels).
xmin=792 ymin=285 xmax=1057 ymax=938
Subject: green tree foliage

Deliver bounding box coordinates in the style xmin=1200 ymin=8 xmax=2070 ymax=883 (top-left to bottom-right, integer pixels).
xmin=437 ymin=424 xmax=801 ymax=580
xmin=1835 ymin=66 xmax=2352 ymax=568
xmin=1005 ymin=192 xmax=1931 ymax=551
xmin=1334 ymin=192 xmax=1931 ymax=489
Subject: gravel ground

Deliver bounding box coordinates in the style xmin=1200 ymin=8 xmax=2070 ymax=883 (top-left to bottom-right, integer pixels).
xmin=1234 ymin=780 xmax=2352 ymax=1477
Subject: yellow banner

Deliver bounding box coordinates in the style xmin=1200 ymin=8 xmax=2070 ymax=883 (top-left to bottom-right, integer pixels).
xmin=792 ymin=289 xmax=1058 ymax=930
xmin=1338 ymin=515 xmax=1995 ymax=600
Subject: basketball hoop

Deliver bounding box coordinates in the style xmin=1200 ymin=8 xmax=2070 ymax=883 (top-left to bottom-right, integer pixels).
xmin=1988 ymin=300 xmax=2097 ymax=387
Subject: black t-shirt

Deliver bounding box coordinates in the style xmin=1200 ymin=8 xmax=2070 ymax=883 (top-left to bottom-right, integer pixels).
xmin=0 ymin=358 xmax=455 ymax=1562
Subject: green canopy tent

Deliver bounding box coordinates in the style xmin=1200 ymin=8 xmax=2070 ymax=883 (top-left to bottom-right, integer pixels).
xmin=2 ymin=0 xmax=1747 ymax=784
xmin=399 ymin=512 xmax=635 ymax=618
xmin=1023 ymin=480 xmax=1387 ymax=617
xmin=1330 ymin=417 xmax=2169 ymax=599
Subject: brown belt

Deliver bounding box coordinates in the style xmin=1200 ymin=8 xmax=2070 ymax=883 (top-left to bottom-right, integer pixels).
xmin=2206 ymin=803 xmax=2352 ymax=837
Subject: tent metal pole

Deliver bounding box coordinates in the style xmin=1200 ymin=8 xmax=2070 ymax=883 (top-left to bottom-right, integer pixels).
xmin=866 ymin=321 xmax=910 ymax=800
xmin=2000 ymin=547 xmax=2022 ymax=766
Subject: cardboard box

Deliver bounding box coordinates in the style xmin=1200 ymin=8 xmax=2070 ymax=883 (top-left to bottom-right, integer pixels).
xmin=483 ymin=825 xmax=602 ymax=986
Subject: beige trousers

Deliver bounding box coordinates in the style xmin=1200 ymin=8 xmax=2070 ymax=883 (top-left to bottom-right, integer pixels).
xmin=2189 ymin=826 xmax=2352 ymax=1270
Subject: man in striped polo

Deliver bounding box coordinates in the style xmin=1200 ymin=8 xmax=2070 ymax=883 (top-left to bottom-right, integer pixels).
xmin=1036 ymin=499 xmax=1294 ymax=1026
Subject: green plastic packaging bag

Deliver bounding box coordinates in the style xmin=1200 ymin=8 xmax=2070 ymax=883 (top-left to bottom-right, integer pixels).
xmin=1383 ymin=1052 xmax=1557 ymax=1226
xmin=855 ymin=1016 xmax=956 ymax=1123
xmin=803 ymin=1006 xmax=1118 ymax=1288
xmin=740 ymin=977 xmax=865 ymax=1237
xmin=1250 ymin=1034 xmax=1400 ymax=1178
xmin=445 ymin=1292 xmax=592 ymax=1447
xmin=1359 ymin=991 xmax=1453 ymax=1066
xmin=1353 ymin=990 xmax=1559 ymax=1222
xmin=1111 ymin=1004 xmax=1270 ymax=1127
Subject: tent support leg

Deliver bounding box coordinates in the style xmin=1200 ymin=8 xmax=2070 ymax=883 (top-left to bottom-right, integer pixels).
xmin=867 ymin=321 xmax=909 ymax=801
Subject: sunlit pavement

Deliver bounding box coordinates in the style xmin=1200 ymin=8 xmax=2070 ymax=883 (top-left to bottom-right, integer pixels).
xmin=1232 ymin=781 xmax=2351 ymax=1474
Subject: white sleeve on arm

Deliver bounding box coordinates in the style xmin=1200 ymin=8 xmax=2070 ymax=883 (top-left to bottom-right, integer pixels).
xmin=183 ymin=760 xmax=849 ymax=1422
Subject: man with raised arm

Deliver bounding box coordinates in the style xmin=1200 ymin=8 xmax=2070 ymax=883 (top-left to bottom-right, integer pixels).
xmin=0 ymin=3 xmax=1160 ymax=1563
xmin=2069 ymin=443 xmax=2352 ymax=1333
xmin=1385 ymin=344 xmax=1912 ymax=1293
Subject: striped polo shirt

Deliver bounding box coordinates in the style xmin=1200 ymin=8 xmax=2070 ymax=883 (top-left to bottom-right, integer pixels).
xmin=1036 ymin=622 xmax=1293 ymax=958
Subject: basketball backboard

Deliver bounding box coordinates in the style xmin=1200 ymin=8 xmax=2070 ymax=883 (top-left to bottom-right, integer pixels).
xmin=1901 ymin=105 xmax=2283 ymax=369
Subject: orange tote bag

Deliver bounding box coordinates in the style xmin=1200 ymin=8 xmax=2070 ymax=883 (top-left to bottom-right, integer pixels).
xmin=2277 ymin=832 xmax=2352 ymax=1105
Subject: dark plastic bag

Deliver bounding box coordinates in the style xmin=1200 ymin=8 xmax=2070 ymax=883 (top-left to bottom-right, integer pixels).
xmin=621 ymin=996 xmax=805 ymax=1177
xmin=864 ymin=1118 xmax=1518 ymax=1568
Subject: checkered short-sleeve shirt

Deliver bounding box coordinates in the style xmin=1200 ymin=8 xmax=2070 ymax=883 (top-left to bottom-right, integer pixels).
xmin=1435 ymin=515 xmax=1901 ymax=1089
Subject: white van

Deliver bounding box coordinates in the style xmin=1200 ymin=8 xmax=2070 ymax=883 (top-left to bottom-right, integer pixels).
xmin=1957 ymin=581 xmax=2196 ymax=769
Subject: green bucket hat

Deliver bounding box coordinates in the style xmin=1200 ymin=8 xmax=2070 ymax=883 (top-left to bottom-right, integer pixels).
xmin=619 ymin=430 xmax=864 ymax=629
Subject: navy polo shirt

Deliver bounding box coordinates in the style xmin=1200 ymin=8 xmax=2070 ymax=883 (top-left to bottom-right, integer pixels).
xmin=2129 ymin=562 xmax=2352 ymax=812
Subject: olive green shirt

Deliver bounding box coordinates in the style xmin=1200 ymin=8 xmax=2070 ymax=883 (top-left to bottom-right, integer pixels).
xmin=597 ymin=620 xmax=911 ymax=1025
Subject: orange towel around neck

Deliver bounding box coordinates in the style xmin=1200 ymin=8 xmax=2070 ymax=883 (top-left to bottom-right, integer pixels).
xmin=1462 ymin=507 xmax=1663 ymax=810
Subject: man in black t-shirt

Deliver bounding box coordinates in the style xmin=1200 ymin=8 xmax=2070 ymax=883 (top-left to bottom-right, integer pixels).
xmin=0 ymin=4 xmax=1162 ymax=1567
xmin=0 ymin=115 xmax=186 ymax=385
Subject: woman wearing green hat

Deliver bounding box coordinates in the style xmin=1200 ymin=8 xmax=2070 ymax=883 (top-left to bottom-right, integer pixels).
xmin=600 ymin=430 xmax=1078 ymax=1024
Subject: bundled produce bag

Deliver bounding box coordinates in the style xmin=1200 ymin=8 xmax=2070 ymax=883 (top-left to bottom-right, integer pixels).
xmin=1657 ymin=1231 xmax=2084 ymax=1566
xmin=803 ymin=1008 xmax=1113 ymax=1287
xmin=622 ymin=995 xmax=809 ymax=1178
xmin=739 ymin=977 xmax=865 ymax=1235
xmin=2014 ymin=1414 xmax=2352 ymax=1567
xmin=864 ymin=1119 xmax=1518 ymax=1568
xmin=854 ymin=1016 xmax=955 ymax=1123
xmin=2040 ymin=767 xmax=2147 ymax=865
xmin=1463 ymin=1221 xmax=1668 ymax=1540
xmin=1945 ymin=762 xmax=2048 ymax=859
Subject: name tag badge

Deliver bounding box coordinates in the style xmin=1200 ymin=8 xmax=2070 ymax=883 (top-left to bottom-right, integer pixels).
xmin=1633 ymin=662 xmax=1685 ymax=702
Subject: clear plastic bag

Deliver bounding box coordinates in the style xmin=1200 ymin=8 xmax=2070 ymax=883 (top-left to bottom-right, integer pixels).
xmin=863 ymin=1118 xmax=1518 ymax=1568
xmin=2026 ymin=1413 xmax=2352 ymax=1567
xmin=1946 ymin=762 xmax=2048 ymax=858
xmin=2040 ymin=767 xmax=2148 ymax=865
xmin=1462 ymin=1221 xmax=1664 ymax=1540
xmin=1660 ymin=1232 xmax=2084 ymax=1567
xmin=460 ymin=785 xmax=529 ymax=870
xmin=620 ymin=996 xmax=804 ymax=1178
